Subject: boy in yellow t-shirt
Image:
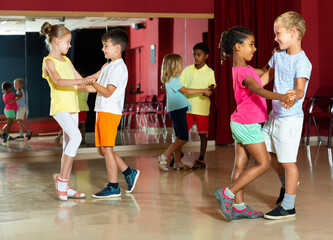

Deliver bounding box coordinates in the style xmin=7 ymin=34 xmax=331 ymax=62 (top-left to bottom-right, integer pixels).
xmin=179 ymin=42 xmax=216 ymax=169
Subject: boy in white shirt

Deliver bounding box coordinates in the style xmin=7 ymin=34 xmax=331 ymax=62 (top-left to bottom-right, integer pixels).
xmin=79 ymin=29 xmax=140 ymax=198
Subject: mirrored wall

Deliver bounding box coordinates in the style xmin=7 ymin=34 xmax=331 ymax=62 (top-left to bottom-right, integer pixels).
xmin=0 ymin=15 xmax=210 ymax=151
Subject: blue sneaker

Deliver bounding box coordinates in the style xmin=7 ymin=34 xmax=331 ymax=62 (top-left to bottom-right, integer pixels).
xmin=125 ymin=169 xmax=140 ymax=194
xmin=92 ymin=185 xmax=121 ymax=199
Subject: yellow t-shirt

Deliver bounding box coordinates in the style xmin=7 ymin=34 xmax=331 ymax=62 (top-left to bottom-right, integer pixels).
xmin=179 ymin=64 xmax=216 ymax=116
xmin=42 ymin=56 xmax=79 ymax=116
xmin=78 ymin=91 xmax=89 ymax=111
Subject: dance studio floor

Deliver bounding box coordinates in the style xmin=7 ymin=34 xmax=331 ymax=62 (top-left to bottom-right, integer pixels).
xmin=0 ymin=130 xmax=332 ymax=240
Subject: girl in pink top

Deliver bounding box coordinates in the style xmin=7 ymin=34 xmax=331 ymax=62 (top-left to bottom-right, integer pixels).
xmin=2 ymin=81 xmax=20 ymax=139
xmin=214 ymin=26 xmax=295 ymax=220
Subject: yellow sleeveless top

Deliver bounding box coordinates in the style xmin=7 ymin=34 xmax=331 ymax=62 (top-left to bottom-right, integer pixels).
xmin=42 ymin=56 xmax=79 ymax=116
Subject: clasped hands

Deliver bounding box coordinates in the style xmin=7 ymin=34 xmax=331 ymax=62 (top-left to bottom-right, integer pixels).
xmin=281 ymin=89 xmax=297 ymax=109
xmin=81 ymin=76 xmax=97 ymax=85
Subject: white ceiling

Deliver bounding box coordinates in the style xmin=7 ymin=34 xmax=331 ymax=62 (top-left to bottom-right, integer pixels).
xmin=0 ymin=16 xmax=146 ymax=35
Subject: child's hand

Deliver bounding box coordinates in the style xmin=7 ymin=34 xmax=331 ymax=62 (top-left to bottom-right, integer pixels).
xmin=281 ymin=90 xmax=296 ymax=109
xmin=161 ymin=84 xmax=166 ymax=93
xmin=82 ymin=76 xmax=96 ymax=85
xmin=272 ymin=46 xmax=281 ymax=54
xmin=209 ymin=84 xmax=215 ymax=93
xmin=203 ymin=88 xmax=212 ymax=97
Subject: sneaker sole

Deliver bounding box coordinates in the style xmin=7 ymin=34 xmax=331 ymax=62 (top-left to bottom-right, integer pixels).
xmin=263 ymin=213 xmax=295 ymax=220
xmin=214 ymin=189 xmax=233 ymax=220
xmin=233 ymin=213 xmax=264 ymax=220
xmin=126 ymin=170 xmax=140 ymax=194
xmin=91 ymin=193 xmax=121 ymax=199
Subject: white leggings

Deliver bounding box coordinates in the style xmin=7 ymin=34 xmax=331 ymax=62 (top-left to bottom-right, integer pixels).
xmin=53 ymin=112 xmax=82 ymax=157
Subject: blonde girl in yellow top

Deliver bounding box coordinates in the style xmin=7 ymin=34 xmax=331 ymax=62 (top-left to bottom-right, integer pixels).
xmin=41 ymin=22 xmax=94 ymax=201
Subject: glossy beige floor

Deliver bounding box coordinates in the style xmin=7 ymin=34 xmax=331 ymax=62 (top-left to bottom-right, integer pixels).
xmin=0 ymin=143 xmax=332 ymax=240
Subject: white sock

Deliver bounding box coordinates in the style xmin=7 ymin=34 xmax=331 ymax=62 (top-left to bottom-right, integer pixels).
xmin=67 ymin=186 xmax=81 ymax=196
xmin=161 ymin=154 xmax=168 ymax=160
xmin=19 ymin=132 xmax=23 ymax=137
xmin=57 ymin=177 xmax=68 ymax=192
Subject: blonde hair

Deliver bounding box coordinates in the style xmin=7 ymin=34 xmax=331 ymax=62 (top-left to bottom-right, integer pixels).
xmin=14 ymin=78 xmax=24 ymax=86
xmin=161 ymin=54 xmax=182 ymax=84
xmin=40 ymin=22 xmax=71 ymax=47
xmin=274 ymin=11 xmax=306 ymax=40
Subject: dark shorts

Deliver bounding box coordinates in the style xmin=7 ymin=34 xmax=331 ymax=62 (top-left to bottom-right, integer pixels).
xmin=169 ymin=107 xmax=189 ymax=141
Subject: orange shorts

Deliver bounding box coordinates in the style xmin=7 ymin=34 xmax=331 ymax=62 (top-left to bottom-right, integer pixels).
xmin=95 ymin=112 xmax=122 ymax=147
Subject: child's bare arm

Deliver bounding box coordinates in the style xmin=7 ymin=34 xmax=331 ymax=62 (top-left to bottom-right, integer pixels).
xmin=44 ymin=59 xmax=83 ymax=87
xmin=243 ymin=76 xmax=294 ymax=107
xmin=15 ymin=89 xmax=23 ymax=100
xmin=92 ymin=82 xmax=116 ymax=98
xmin=77 ymin=85 xmax=97 ymax=93
xmin=260 ymin=68 xmax=275 ymax=86
xmin=179 ymin=87 xmax=211 ymax=97
xmin=286 ymin=78 xmax=307 ymax=99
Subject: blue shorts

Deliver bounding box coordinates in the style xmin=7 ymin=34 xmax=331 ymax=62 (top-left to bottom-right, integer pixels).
xmin=230 ymin=120 xmax=264 ymax=145
xmin=169 ymin=107 xmax=188 ymax=141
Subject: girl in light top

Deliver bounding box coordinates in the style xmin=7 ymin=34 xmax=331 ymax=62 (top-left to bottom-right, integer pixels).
xmin=157 ymin=54 xmax=211 ymax=171
xmin=214 ymin=26 xmax=295 ymax=220
xmin=41 ymin=22 xmax=93 ymax=200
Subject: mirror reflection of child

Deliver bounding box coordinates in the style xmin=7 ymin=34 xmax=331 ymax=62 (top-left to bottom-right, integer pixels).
xmin=2 ymin=81 xmax=21 ymax=141
xmin=14 ymin=78 xmax=32 ymax=141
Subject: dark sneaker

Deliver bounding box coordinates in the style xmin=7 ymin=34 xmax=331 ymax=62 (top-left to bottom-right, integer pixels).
xmin=15 ymin=136 xmax=24 ymax=141
xmin=276 ymin=187 xmax=285 ymax=205
xmin=214 ymin=188 xmax=234 ymax=220
xmin=264 ymin=206 xmax=296 ymax=220
xmin=2 ymin=132 xmax=9 ymax=143
xmin=125 ymin=169 xmax=140 ymax=194
xmin=92 ymin=185 xmax=121 ymax=199
xmin=232 ymin=205 xmax=263 ymax=220
xmin=192 ymin=160 xmax=206 ymax=169
xmin=27 ymin=132 xmax=32 ymax=141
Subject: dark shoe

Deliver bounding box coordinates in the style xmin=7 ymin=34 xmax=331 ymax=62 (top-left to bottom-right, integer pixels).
xmin=276 ymin=187 xmax=285 ymax=205
xmin=192 ymin=160 xmax=206 ymax=169
xmin=92 ymin=185 xmax=121 ymax=199
xmin=125 ymin=169 xmax=140 ymax=193
xmin=2 ymin=132 xmax=9 ymax=143
xmin=264 ymin=206 xmax=296 ymax=220
xmin=169 ymin=152 xmax=184 ymax=167
xmin=15 ymin=135 xmax=24 ymax=141
xmin=27 ymin=132 xmax=32 ymax=141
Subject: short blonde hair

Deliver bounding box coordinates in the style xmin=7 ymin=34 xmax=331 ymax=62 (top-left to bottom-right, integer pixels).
xmin=274 ymin=11 xmax=306 ymax=40
xmin=14 ymin=78 xmax=24 ymax=85
xmin=161 ymin=54 xmax=182 ymax=84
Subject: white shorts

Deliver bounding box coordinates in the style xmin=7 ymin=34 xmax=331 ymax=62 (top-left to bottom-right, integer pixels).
xmin=262 ymin=113 xmax=303 ymax=163
xmin=16 ymin=107 xmax=28 ymax=120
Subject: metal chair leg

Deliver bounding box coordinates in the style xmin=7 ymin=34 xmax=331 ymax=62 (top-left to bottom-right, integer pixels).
xmin=312 ymin=116 xmax=321 ymax=145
